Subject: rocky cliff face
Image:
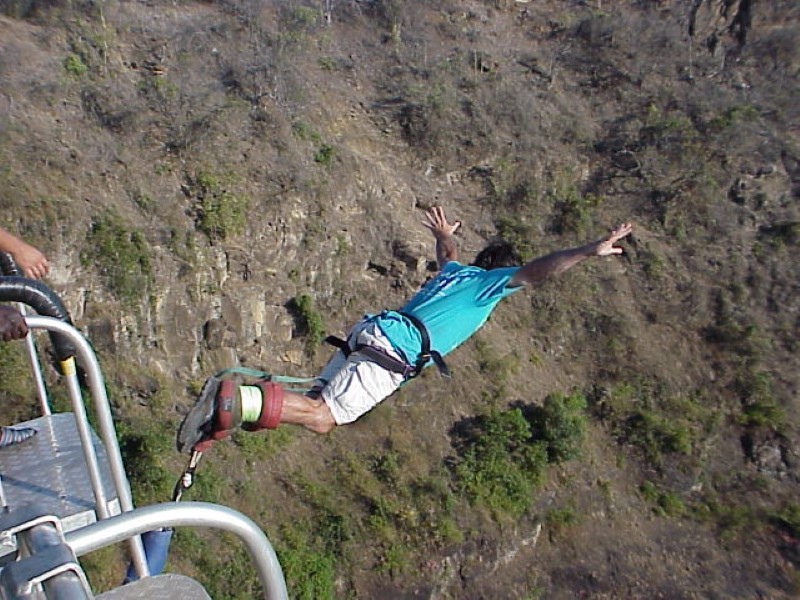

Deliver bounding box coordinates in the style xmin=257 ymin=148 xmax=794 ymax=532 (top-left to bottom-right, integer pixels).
xmin=1 ymin=0 xmax=798 ymax=597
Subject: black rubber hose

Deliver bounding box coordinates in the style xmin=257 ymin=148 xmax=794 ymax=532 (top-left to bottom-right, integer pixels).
xmin=0 ymin=277 xmax=76 ymax=361
xmin=0 ymin=252 xmax=21 ymax=277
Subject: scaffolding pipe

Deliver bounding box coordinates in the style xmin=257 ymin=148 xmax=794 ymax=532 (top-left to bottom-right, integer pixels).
xmin=65 ymin=502 xmax=289 ymax=600
xmin=19 ymin=304 xmax=51 ymax=415
xmin=24 ymin=316 xmax=149 ymax=580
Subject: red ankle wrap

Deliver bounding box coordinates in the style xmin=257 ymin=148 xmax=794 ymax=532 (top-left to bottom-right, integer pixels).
xmin=246 ymin=381 xmax=284 ymax=431
xmin=211 ymin=379 xmax=237 ymax=441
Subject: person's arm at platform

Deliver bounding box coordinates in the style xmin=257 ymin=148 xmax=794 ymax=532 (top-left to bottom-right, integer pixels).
xmin=0 ymin=227 xmax=49 ymax=279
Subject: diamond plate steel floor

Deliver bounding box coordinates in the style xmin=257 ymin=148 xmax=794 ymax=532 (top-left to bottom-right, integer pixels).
xmin=96 ymin=574 xmax=211 ymax=600
xmin=0 ymin=413 xmax=120 ymax=555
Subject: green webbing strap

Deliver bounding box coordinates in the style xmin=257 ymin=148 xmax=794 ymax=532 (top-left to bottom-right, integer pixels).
xmin=212 ymin=366 xmax=317 ymax=392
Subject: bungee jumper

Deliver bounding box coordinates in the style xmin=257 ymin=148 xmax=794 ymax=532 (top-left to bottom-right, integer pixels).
xmin=177 ymin=206 xmax=633 ymax=454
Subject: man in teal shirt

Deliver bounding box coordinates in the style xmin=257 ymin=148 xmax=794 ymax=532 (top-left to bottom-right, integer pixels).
xmin=179 ymin=207 xmax=633 ymax=452
xmin=377 ymin=260 xmax=522 ymax=370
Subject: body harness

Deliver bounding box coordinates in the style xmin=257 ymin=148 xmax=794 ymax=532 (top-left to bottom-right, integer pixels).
xmin=324 ymin=311 xmax=451 ymax=379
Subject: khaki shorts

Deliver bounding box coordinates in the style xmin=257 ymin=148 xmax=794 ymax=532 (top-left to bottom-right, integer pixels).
xmin=319 ymin=319 xmax=406 ymax=425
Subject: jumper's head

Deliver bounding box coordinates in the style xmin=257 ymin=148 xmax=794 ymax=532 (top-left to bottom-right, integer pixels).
xmin=471 ymin=240 xmax=522 ymax=270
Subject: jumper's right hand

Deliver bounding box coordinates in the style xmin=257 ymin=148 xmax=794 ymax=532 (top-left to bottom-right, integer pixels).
xmin=0 ymin=305 xmax=28 ymax=341
xmin=422 ymin=206 xmax=461 ymax=239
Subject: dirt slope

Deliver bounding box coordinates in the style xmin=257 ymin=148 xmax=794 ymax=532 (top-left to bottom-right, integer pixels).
xmin=0 ymin=0 xmax=798 ymax=597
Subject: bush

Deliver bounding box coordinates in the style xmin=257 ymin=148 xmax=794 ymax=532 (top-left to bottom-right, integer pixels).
xmin=278 ymin=531 xmax=336 ymax=600
xmin=117 ymin=419 xmax=173 ymax=506
xmin=739 ymin=401 xmax=785 ymax=430
xmin=0 ymin=342 xmax=34 ymax=413
xmin=454 ymin=408 xmax=548 ymax=519
xmin=494 ymin=216 xmax=538 ymax=262
xmin=590 ymin=382 xmax=708 ymax=469
xmin=625 ymin=410 xmax=692 ymax=460
xmin=64 ymin=53 xmax=88 ymax=77
xmin=81 ymin=214 xmax=152 ymax=307
xmin=175 ymin=531 xmax=263 ymax=600
xmin=771 ymin=503 xmax=800 ymax=538
xmin=474 ymin=337 xmax=519 ymax=392
xmin=193 ymin=171 xmax=249 ymax=241
xmin=736 ymin=370 xmax=785 ymax=432
xmin=288 ymin=294 xmax=325 ymax=356
xmin=551 ymin=189 xmax=601 ymax=236
xmin=640 ymin=480 xmax=684 ymax=517
xmin=528 ymin=392 xmax=588 ymax=463
xmin=313 ymin=144 xmax=335 ymax=166
xmin=545 ymin=506 xmax=579 ymax=539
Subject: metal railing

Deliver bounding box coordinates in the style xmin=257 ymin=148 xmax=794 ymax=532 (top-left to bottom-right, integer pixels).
xmin=66 ymin=503 xmax=289 ymax=599
xmin=0 ymin=502 xmax=289 ymax=599
xmin=0 ymin=272 xmax=289 ymax=598
xmin=0 ymin=271 xmax=149 ymax=578
xmin=17 ymin=316 xmax=150 ymax=579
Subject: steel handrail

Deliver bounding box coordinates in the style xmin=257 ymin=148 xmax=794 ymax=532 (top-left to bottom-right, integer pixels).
xmin=23 ymin=316 xmax=149 ymax=579
xmin=65 ymin=502 xmax=289 ymax=600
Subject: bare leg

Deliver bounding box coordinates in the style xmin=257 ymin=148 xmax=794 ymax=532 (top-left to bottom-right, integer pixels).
xmin=280 ymin=390 xmax=336 ymax=434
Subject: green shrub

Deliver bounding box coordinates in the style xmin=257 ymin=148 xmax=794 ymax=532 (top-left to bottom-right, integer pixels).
xmin=277 ymin=522 xmax=337 ymax=600
xmin=758 ymin=222 xmax=800 ymax=248
xmin=117 ymin=419 xmax=173 ymax=506
xmin=288 ymin=294 xmax=325 ymax=356
xmin=551 ymin=189 xmax=601 ymax=236
xmin=592 ymin=382 xmax=707 ymax=468
xmin=641 ymin=105 xmax=697 ymax=150
xmin=474 ymin=337 xmax=519 ymax=392
xmin=81 ymin=214 xmax=152 ymax=307
xmin=286 ymin=6 xmax=318 ymax=32
xmin=771 ymin=503 xmax=800 ymax=537
xmin=545 ymin=506 xmax=579 ymax=538
xmin=640 ymin=480 xmax=684 ymax=517
xmin=175 ymin=532 xmax=263 ymax=600
xmin=736 ymin=370 xmax=785 ymax=431
xmin=0 ymin=342 xmax=34 ymax=412
xmin=709 ymin=104 xmax=759 ymax=131
xmin=291 ymin=121 xmax=320 ymax=143
xmin=625 ymin=409 xmax=692 ymax=463
xmin=313 ymin=144 xmax=335 ymax=166
xmin=454 ymin=408 xmax=548 ymax=519
xmin=529 ymin=392 xmax=588 ymax=463
xmin=693 ymin=498 xmax=759 ymax=542
xmin=739 ymin=401 xmax=785 ymax=430
xmin=231 ymin=427 xmax=295 ymax=460
xmin=494 ymin=216 xmax=537 ymax=262
xmin=194 ymin=171 xmax=249 ymax=240
xmin=64 ymin=53 xmax=88 ymax=77
xmin=376 ymin=541 xmax=410 ymax=576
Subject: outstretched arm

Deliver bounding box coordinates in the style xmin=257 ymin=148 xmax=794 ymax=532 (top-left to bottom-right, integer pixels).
xmin=422 ymin=206 xmax=461 ymax=269
xmin=0 ymin=227 xmax=49 ymax=280
xmin=508 ymin=223 xmax=632 ymax=287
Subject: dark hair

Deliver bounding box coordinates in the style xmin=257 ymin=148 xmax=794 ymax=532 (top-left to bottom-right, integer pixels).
xmin=471 ymin=240 xmax=521 ymax=270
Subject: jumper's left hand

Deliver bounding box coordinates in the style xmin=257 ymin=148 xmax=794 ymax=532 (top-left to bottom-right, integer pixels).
xmin=594 ymin=223 xmax=633 ymax=256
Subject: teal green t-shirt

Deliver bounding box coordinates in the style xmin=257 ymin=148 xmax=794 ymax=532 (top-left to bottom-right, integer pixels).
xmin=375 ymin=262 xmax=522 ymax=367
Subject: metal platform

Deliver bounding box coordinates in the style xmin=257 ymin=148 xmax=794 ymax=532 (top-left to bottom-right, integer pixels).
xmin=0 ymin=288 xmax=289 ymax=598
xmin=95 ymin=574 xmax=211 ymax=600
xmin=0 ymin=413 xmax=120 ymax=556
